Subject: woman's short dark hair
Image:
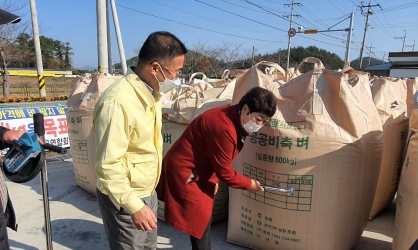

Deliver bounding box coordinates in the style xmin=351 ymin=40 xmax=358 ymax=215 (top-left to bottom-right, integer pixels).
xmin=239 ymin=87 xmax=277 ymax=117
xmin=138 ymin=31 xmax=187 ymax=65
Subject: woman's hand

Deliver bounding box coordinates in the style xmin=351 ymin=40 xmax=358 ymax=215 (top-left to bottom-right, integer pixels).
xmin=249 ymin=179 xmax=264 ymax=192
xmin=3 ymin=130 xmax=25 ymax=150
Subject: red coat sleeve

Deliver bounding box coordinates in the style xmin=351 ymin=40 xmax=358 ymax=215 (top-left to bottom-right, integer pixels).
xmin=205 ymin=126 xmax=251 ymax=190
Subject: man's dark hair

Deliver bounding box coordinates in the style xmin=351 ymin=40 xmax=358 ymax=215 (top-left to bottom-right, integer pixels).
xmin=239 ymin=87 xmax=277 ymax=117
xmin=138 ymin=31 xmax=187 ymax=65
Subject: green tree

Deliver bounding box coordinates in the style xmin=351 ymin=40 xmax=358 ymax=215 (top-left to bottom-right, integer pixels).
xmin=8 ymin=33 xmax=73 ymax=69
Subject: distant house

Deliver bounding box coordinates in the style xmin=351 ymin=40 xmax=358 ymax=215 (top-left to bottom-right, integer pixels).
xmin=388 ymin=52 xmax=418 ymax=78
xmin=364 ymin=63 xmax=391 ymax=77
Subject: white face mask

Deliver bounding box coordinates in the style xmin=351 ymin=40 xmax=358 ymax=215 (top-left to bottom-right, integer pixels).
xmin=242 ymin=112 xmax=264 ymax=133
xmin=155 ymin=65 xmax=180 ymax=94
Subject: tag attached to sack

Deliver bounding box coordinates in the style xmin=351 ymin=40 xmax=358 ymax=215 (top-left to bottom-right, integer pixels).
xmin=413 ymin=90 xmax=418 ymax=108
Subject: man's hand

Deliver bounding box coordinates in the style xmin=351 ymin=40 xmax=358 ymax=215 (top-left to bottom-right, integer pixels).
xmin=3 ymin=130 xmax=24 ymax=150
xmin=249 ymin=179 xmax=264 ymax=193
xmin=131 ymin=205 xmax=158 ymax=231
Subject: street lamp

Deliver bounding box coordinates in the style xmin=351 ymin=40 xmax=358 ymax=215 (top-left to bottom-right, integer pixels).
xmin=0 ymin=9 xmax=21 ymax=25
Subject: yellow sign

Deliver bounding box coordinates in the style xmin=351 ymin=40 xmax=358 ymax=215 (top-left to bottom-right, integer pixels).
xmin=304 ymin=29 xmax=318 ymax=34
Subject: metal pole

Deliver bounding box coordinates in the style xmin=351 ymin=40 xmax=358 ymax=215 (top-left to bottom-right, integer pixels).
xmin=286 ymin=0 xmax=294 ymax=70
xmin=344 ymin=12 xmax=354 ymax=63
xmin=402 ymin=30 xmax=406 ymax=52
xmin=29 ymin=0 xmax=46 ymax=97
xmin=110 ymin=0 xmax=127 ymax=75
xmin=413 ymin=39 xmax=415 ymax=52
xmin=97 ymin=0 xmax=109 ymax=73
xmin=33 ymin=113 xmax=53 ymax=250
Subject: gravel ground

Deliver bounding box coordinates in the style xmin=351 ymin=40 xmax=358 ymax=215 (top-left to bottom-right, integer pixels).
xmin=45 ymin=152 xmax=73 ymax=162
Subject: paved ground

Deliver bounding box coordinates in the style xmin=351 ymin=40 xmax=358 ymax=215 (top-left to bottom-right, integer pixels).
xmin=6 ymin=161 xmax=395 ymax=250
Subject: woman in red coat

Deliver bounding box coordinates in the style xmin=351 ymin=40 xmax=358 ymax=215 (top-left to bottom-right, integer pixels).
xmin=157 ymin=87 xmax=277 ymax=250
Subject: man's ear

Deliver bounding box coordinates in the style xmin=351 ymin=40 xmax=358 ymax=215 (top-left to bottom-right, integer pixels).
xmin=150 ymin=62 xmax=159 ymax=77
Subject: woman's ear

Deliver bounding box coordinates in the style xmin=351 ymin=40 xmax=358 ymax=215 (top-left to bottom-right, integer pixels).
xmin=242 ymin=104 xmax=249 ymax=115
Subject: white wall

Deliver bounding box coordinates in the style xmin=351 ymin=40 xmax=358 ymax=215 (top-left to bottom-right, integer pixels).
xmin=389 ymin=69 xmax=418 ymax=78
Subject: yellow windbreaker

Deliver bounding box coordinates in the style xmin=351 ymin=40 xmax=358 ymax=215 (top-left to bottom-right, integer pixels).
xmin=94 ymin=68 xmax=162 ymax=214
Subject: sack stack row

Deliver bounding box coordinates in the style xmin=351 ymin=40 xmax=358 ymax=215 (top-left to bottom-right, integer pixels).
xmin=161 ymin=58 xmax=418 ymax=249
xmin=65 ymin=59 xmax=418 ymax=249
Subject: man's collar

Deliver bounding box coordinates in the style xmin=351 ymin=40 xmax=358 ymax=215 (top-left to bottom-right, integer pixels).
xmin=130 ymin=66 xmax=153 ymax=93
xmin=125 ymin=67 xmax=160 ymax=105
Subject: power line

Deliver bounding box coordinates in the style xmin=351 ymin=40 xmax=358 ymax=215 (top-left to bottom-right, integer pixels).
xmin=368 ymin=19 xmax=397 ymax=40
xmin=374 ymin=1 xmax=418 ymax=13
xmin=298 ymin=35 xmax=347 ymax=49
xmin=195 ymin=0 xmax=288 ymax=32
xmin=378 ymin=6 xmax=398 ymax=37
xmin=298 ymin=5 xmax=327 ymax=27
xmin=325 ymin=0 xmax=365 ymax=38
xmin=294 ymin=8 xmax=350 ymax=44
xmin=149 ymin=0 xmax=280 ymax=37
xmin=242 ymin=0 xmax=292 ymax=22
xmin=198 ymin=0 xmax=359 ymax=53
xmin=327 ymin=0 xmax=345 ymax=14
xmin=237 ymin=0 xmax=289 ymax=15
xmin=116 ymin=4 xmax=286 ymax=43
xmin=371 ymin=23 xmax=418 ymax=28
xmin=185 ymin=0 xmax=368 ymax=57
xmin=367 ymin=30 xmax=384 ymax=54
xmin=378 ymin=12 xmax=417 ymax=22
xmin=312 ymin=14 xmax=352 ymax=23
xmin=219 ymin=0 xmax=275 ymax=15
xmin=332 ymin=0 xmax=356 ymax=13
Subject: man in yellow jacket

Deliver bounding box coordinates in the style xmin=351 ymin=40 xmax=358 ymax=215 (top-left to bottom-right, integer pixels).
xmin=94 ymin=31 xmax=187 ymax=250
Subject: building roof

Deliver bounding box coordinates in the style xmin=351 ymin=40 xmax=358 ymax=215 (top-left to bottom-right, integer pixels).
xmin=389 ymin=52 xmax=418 ymax=57
xmin=365 ymin=63 xmax=392 ymax=71
xmin=388 ymin=52 xmax=418 ymax=65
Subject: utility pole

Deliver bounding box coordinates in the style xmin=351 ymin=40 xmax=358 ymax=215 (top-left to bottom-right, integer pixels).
xmin=359 ymin=1 xmax=380 ymax=69
xmin=30 ymin=0 xmax=47 ymax=97
xmin=97 ymin=0 xmax=109 ymax=73
xmin=251 ymin=46 xmax=255 ymax=66
xmin=284 ymin=0 xmax=301 ymax=69
xmin=395 ymin=30 xmax=407 ymax=52
xmin=367 ymin=43 xmax=375 ymax=66
xmin=382 ymin=51 xmax=386 ymax=62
